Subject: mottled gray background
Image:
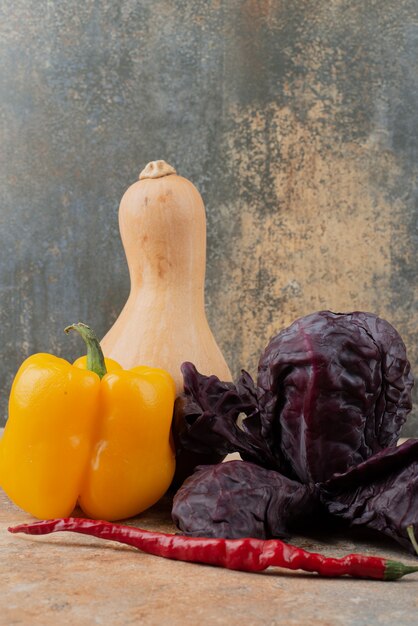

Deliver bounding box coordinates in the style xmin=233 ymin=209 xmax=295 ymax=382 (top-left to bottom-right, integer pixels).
xmin=1 ymin=1 xmax=418 ymax=435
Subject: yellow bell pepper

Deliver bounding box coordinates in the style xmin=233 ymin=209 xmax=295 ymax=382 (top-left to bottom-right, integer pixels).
xmin=0 ymin=323 xmax=176 ymax=520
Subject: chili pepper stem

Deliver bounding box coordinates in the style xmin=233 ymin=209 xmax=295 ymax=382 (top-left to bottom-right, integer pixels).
xmin=406 ymin=525 xmax=418 ymax=556
xmin=65 ymin=323 xmax=107 ymax=379
xmin=385 ymin=560 xmax=418 ymax=580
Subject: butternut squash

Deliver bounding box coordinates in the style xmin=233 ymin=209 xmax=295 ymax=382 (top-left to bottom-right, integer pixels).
xmin=101 ymin=160 xmax=232 ymax=393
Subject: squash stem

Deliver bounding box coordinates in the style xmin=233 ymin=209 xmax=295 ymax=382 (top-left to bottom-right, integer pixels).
xmin=64 ymin=323 xmax=107 ymax=379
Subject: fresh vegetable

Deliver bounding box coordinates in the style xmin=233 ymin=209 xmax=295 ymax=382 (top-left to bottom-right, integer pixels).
xmin=100 ymin=160 xmax=232 ymax=394
xmin=8 ymin=518 xmax=418 ymax=580
xmin=257 ymin=311 xmax=413 ymax=483
xmin=319 ymin=439 xmax=418 ymax=553
xmin=172 ymin=460 xmax=317 ymax=539
xmin=172 ymin=311 xmax=418 ymax=553
xmin=171 ymin=365 xmax=276 ymax=488
xmin=0 ymin=323 xmax=175 ymax=520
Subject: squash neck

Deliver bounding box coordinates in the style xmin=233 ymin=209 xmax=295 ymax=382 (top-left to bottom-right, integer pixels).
xmin=128 ymin=281 xmax=206 ymax=309
xmin=130 ymin=279 xmax=205 ymax=295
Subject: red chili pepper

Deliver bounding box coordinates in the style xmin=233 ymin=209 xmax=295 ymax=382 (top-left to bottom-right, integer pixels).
xmin=8 ymin=518 xmax=418 ymax=580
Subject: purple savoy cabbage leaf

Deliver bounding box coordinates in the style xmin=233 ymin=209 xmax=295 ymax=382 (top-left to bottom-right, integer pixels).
xmin=172 ymin=460 xmax=318 ymax=539
xmin=172 ymin=362 xmax=280 ymax=473
xmin=319 ymin=439 xmax=418 ymax=554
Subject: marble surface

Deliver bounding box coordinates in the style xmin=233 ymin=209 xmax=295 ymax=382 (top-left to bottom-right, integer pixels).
xmin=1 ymin=484 xmax=418 ymax=626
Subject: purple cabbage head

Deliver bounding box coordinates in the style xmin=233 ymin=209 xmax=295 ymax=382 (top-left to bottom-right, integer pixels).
xmin=257 ymin=311 xmax=413 ymax=483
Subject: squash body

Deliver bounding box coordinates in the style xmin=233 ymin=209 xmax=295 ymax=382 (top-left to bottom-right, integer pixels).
xmin=101 ymin=162 xmax=232 ymax=393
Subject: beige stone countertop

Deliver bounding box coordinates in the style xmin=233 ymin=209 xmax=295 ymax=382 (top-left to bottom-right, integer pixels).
xmin=1 ymin=480 xmax=418 ymax=626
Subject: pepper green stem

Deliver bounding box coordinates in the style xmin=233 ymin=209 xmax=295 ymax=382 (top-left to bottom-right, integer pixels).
xmin=64 ymin=322 xmax=107 ymax=379
xmin=385 ymin=560 xmax=418 ymax=580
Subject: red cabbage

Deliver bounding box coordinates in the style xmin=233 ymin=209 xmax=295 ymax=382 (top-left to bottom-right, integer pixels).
xmin=257 ymin=311 xmax=413 ymax=483
xmin=172 ymin=311 xmax=416 ymax=553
